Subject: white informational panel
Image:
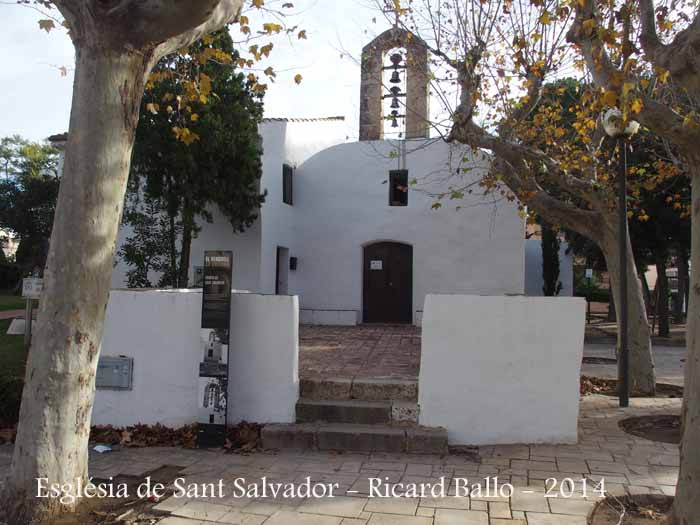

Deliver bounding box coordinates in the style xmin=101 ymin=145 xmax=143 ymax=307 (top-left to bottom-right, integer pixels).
xmin=22 ymin=277 xmax=43 ymax=299
xmin=419 ymin=295 xmax=586 ymax=445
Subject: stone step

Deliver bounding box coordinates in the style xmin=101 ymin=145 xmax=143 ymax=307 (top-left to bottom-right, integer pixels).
xmin=296 ymin=398 xmax=391 ymax=424
xmin=300 ymin=377 xmax=418 ymax=402
xmin=296 ymin=398 xmax=419 ymax=425
xmin=261 ymin=423 xmax=447 ymax=454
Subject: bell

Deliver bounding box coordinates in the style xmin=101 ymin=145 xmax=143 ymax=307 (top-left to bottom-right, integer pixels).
xmin=390 ymin=53 xmax=402 ymax=66
xmin=390 ymin=70 xmax=401 ymax=84
xmin=390 ymin=97 xmax=400 ymax=109
xmin=391 ymin=117 xmax=399 ymax=128
xmin=390 ymin=86 xmax=402 ymax=96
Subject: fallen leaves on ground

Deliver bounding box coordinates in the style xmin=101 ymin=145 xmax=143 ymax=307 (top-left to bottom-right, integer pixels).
xmin=90 ymin=423 xmax=197 ymax=448
xmin=224 ymin=421 xmax=261 ymax=453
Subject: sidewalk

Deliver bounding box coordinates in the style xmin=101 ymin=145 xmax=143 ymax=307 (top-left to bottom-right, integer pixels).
xmin=0 ymin=395 xmax=679 ymax=525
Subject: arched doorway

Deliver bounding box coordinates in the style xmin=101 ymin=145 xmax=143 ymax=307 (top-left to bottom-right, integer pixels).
xmin=363 ymin=242 xmax=413 ymax=323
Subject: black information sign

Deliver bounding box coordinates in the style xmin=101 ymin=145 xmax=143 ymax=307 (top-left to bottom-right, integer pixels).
xmin=197 ymin=251 xmax=233 ymax=448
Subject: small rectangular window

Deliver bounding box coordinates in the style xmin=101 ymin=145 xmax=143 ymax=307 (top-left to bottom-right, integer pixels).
xmin=389 ymin=169 xmax=408 ymax=206
xmin=283 ymin=164 xmax=294 ymax=205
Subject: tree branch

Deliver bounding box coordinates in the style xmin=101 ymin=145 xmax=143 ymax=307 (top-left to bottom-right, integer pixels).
xmin=54 ymin=0 xmax=244 ymax=58
xmin=154 ymin=0 xmax=244 ymax=58
xmin=566 ymin=0 xmax=619 ymax=90
xmin=638 ymin=0 xmax=664 ymax=57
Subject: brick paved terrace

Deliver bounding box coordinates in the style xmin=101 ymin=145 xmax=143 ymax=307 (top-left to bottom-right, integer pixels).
xmin=298 ymin=324 xmax=686 ymax=385
xmin=299 ymin=324 xmax=421 ymax=380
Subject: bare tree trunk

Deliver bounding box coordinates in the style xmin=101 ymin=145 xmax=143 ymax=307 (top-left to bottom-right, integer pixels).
xmin=668 ymin=168 xmax=700 ymax=524
xmin=676 ymin=251 xmax=689 ymax=323
xmin=641 ymin=271 xmax=652 ymax=315
xmin=600 ymin=217 xmax=656 ymax=395
xmin=607 ymin=287 xmax=617 ymax=322
xmin=177 ymin=207 xmax=193 ymax=289
xmin=655 ymin=254 xmax=670 ymax=337
xmin=1 ymin=47 xmax=149 ymax=524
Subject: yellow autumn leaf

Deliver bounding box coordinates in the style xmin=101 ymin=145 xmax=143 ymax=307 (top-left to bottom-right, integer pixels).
xmin=263 ymin=23 xmax=283 ymax=34
xmin=539 ymin=11 xmax=551 ymax=25
xmin=252 ymin=0 xmax=264 ymax=7
xmin=621 ymin=82 xmax=634 ymax=98
xmin=38 ymin=19 xmax=55 ymax=33
xmin=602 ymin=90 xmax=618 ymax=107
xmin=146 ymin=103 xmax=158 ymax=114
xmin=190 ymin=114 xmax=199 ymax=122
xmin=630 ymin=99 xmax=643 ymax=114
xmin=199 ymin=73 xmax=212 ymax=98
xmin=294 ymin=74 xmax=303 ymax=85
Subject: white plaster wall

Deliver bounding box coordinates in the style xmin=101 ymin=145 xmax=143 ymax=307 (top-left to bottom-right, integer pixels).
xmin=419 ymin=294 xmax=586 ymax=445
xmin=93 ymin=290 xmax=201 ymax=427
xmin=93 ymin=290 xmax=299 ymax=427
xmin=110 ymin=118 xmax=348 ymax=291
xmin=111 ymin=205 xmax=263 ymax=291
xmin=188 ymin=207 xmax=262 ymax=291
xmin=258 ymin=119 xmax=349 ymax=295
xmin=283 ymin=139 xmax=524 ymax=320
xmin=227 ymin=293 xmax=299 ymax=423
xmin=524 ymin=239 xmax=574 ymax=296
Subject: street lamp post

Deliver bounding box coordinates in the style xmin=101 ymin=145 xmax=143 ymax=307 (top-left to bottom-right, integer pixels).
xmin=602 ymin=108 xmax=640 ymax=408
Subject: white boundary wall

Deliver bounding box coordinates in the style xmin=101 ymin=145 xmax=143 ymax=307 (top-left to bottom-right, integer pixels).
xmin=419 ymin=295 xmax=585 ymax=445
xmin=92 ymin=290 xmax=298 ymax=427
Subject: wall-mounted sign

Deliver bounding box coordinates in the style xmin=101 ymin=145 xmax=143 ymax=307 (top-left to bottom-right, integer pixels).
xmin=585 ymin=268 xmax=593 ymax=279
xmin=197 ymin=251 xmax=232 ymax=448
xmin=22 ymin=277 xmax=43 ymax=299
xmin=370 ymin=260 xmax=383 ymax=271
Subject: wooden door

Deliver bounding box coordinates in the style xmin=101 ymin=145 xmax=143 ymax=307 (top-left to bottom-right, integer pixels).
xmin=363 ymin=242 xmax=412 ymax=323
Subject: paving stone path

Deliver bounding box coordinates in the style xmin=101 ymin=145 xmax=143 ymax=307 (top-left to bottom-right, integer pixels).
xmin=0 ymin=395 xmax=678 ymax=525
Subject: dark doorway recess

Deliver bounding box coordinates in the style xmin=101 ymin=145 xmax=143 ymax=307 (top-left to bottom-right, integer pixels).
xmin=363 ymin=242 xmax=412 ymax=324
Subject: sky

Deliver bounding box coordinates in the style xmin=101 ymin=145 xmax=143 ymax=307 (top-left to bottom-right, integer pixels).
xmin=0 ymin=0 xmax=393 ymax=143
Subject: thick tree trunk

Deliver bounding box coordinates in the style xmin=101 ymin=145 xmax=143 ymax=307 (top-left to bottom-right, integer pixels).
xmin=668 ymin=168 xmax=700 ymax=525
xmin=675 ymin=251 xmax=689 ymax=323
xmin=655 ymin=254 xmax=670 ymax=337
xmin=177 ymin=209 xmax=193 ymax=289
xmin=168 ymin=206 xmax=178 ymax=287
xmin=641 ymin=271 xmax=652 ymax=316
xmin=541 ymin=222 xmax=561 ymax=296
xmin=607 ymin=287 xmax=617 ymax=322
xmin=1 ymin=47 xmax=149 ymax=524
xmin=600 ymin=217 xmax=656 ymax=395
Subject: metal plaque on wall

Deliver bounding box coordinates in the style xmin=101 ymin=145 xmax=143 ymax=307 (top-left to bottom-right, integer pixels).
xmin=197 ymin=251 xmax=233 ymax=448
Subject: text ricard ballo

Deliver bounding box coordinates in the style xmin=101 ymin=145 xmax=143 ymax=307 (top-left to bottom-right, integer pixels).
xmin=36 ymin=475 xmax=520 ymax=505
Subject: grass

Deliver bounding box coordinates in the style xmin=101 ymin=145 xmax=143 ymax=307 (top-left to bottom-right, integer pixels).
xmin=0 ymin=319 xmax=26 ymax=426
xmin=0 ymin=293 xmax=24 ymax=312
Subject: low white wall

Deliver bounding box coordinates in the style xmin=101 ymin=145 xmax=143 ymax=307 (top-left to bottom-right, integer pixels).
xmin=418 ymin=294 xmax=585 ymax=445
xmin=93 ymin=290 xmax=298 ymax=427
xmin=228 ymin=293 xmax=299 ymax=423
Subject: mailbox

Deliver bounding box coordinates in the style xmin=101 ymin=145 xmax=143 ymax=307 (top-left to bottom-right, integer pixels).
xmin=96 ymin=356 xmax=133 ymax=390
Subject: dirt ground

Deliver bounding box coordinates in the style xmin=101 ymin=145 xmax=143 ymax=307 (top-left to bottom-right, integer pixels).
xmin=589 ymin=494 xmax=673 ymax=524
xmin=619 ymin=415 xmax=682 ymax=444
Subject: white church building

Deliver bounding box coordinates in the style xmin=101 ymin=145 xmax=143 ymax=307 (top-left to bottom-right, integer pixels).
xmin=58 ymin=29 xmax=527 ymax=325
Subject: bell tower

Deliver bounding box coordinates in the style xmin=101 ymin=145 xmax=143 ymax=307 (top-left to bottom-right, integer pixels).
xmin=359 ymin=28 xmax=430 ymax=141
